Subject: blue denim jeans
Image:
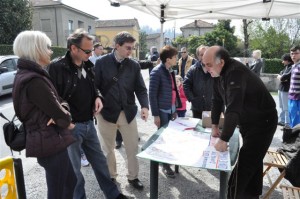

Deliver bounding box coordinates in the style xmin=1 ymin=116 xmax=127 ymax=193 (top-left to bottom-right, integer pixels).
xmin=278 ymin=90 xmax=290 ymax=125
xmin=288 ymin=99 xmax=300 ymax=128
xmin=68 ymin=120 xmax=120 ymax=199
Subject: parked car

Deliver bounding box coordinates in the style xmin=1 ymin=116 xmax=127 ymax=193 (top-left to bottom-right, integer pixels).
xmin=0 ymin=55 xmax=19 ymax=96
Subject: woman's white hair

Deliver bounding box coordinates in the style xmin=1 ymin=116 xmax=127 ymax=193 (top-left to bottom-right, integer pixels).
xmin=253 ymin=50 xmax=262 ymax=59
xmin=13 ymin=30 xmax=51 ymax=63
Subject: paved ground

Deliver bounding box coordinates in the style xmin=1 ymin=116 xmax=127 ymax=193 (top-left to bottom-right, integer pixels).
xmin=16 ymin=70 xmax=292 ymax=198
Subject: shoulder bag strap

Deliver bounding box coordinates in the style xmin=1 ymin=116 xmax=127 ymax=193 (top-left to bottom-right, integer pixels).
xmin=104 ymin=63 xmax=126 ymax=97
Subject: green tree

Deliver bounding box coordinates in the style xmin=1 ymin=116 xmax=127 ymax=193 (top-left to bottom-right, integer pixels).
xmin=248 ymin=20 xmax=291 ymax=58
xmin=139 ymin=31 xmax=148 ymax=60
xmin=172 ymin=35 xmax=188 ymax=49
xmin=0 ymin=0 xmax=32 ymax=44
xmin=204 ymin=20 xmax=238 ymax=56
xmin=187 ymin=35 xmax=205 ymax=55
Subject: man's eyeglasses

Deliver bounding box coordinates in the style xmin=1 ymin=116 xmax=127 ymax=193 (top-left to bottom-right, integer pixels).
xmin=75 ymin=45 xmax=92 ymax=54
xmin=124 ymin=46 xmax=135 ymax=51
xmin=290 ymin=52 xmax=300 ymax=56
xmin=181 ymin=51 xmax=187 ymax=54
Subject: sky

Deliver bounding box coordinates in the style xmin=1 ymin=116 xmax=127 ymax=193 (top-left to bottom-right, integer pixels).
xmin=61 ymin=0 xmax=243 ymax=36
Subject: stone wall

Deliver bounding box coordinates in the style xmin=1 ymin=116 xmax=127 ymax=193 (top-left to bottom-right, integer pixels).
xmin=260 ymin=73 xmax=279 ymax=92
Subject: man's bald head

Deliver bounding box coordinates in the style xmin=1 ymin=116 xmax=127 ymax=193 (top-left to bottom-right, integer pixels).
xmin=202 ymin=46 xmax=228 ymax=77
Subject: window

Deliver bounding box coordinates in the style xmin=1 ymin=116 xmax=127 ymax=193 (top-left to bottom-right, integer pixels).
xmin=78 ymin=21 xmax=84 ymax=28
xmin=88 ymin=25 xmax=92 ymax=33
xmin=41 ymin=19 xmax=51 ymax=32
xmin=0 ymin=59 xmax=15 ymax=72
xmin=68 ymin=20 xmax=73 ymax=33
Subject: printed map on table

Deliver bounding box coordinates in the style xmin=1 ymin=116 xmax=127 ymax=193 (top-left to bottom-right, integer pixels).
xmin=137 ymin=118 xmax=231 ymax=171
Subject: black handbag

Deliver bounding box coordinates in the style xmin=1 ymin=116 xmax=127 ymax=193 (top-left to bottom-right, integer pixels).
xmin=1 ymin=113 xmax=26 ymax=152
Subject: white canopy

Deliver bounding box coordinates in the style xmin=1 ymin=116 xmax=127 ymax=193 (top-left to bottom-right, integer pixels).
xmin=108 ymin=0 xmax=300 ymax=47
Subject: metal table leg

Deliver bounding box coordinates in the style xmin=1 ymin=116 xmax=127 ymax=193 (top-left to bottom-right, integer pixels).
xmin=219 ymin=171 xmax=229 ymax=199
xmin=150 ymin=160 xmax=159 ymax=199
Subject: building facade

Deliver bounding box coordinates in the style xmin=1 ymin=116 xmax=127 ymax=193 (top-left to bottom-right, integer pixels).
xmin=31 ymin=0 xmax=98 ymax=48
xmin=180 ymin=20 xmax=214 ymax=38
xmin=95 ymin=19 xmax=140 ymax=59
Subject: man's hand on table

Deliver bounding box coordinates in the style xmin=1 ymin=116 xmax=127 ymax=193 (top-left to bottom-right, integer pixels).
xmin=214 ymin=138 xmax=228 ymax=152
xmin=211 ymin=124 xmax=221 ymax=137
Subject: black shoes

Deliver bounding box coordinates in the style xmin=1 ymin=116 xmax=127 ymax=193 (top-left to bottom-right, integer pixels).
xmin=115 ymin=141 xmax=122 ymax=149
xmin=128 ymin=178 xmax=144 ymax=190
xmin=162 ymin=166 xmax=175 ymax=178
xmin=115 ymin=193 xmax=128 ymax=199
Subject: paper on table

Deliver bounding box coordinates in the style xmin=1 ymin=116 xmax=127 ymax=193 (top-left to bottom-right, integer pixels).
xmin=168 ymin=117 xmax=200 ymax=131
xmin=137 ymin=127 xmax=231 ymax=171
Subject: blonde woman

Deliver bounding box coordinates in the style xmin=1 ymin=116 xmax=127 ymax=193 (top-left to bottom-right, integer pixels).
xmin=246 ymin=49 xmax=263 ymax=76
xmin=13 ymin=30 xmax=76 ymax=199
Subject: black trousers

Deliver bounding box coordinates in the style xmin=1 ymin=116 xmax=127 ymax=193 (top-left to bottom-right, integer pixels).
xmin=116 ymin=129 xmax=123 ymax=142
xmin=37 ymin=149 xmax=77 ymax=199
xmin=227 ymin=113 xmax=278 ymax=199
xmin=192 ymin=110 xmax=203 ymax=119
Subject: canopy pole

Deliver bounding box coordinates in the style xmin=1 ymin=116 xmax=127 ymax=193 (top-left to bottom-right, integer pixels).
xmin=160 ymin=23 xmax=164 ymax=49
xmin=160 ymin=4 xmax=166 ymax=49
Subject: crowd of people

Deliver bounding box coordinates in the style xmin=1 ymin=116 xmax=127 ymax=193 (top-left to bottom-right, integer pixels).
xmin=11 ymin=27 xmax=300 ymax=199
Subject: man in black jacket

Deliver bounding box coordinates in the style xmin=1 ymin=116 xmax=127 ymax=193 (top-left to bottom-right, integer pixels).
xmin=183 ymin=45 xmax=213 ymax=119
xmin=95 ymin=31 xmax=149 ymax=190
xmin=48 ymin=29 xmax=127 ymax=199
xmin=202 ymin=46 xmax=277 ymax=199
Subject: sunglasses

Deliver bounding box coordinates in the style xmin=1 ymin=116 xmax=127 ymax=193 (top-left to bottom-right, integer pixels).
xmin=74 ymin=45 xmax=92 ymax=54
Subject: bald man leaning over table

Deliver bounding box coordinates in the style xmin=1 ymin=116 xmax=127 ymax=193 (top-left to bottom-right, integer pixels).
xmin=202 ymin=46 xmax=277 ymax=199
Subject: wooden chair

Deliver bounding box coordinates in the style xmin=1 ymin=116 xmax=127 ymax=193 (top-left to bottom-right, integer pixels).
xmin=262 ymin=150 xmax=289 ymax=199
xmin=280 ymin=185 xmax=300 ymax=199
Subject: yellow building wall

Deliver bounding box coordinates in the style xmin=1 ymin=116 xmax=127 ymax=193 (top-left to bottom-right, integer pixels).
xmin=95 ymin=26 xmax=140 ymax=59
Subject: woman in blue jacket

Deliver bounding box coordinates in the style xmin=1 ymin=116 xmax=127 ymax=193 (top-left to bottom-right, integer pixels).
xmin=149 ymin=45 xmax=182 ymax=178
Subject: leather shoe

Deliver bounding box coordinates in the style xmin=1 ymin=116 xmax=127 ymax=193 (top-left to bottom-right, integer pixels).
xmin=115 ymin=141 xmax=122 ymax=149
xmin=128 ymin=178 xmax=144 ymax=190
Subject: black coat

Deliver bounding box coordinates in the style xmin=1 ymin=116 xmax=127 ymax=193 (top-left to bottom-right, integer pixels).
xmin=212 ymin=58 xmax=277 ymax=142
xmin=183 ymin=61 xmax=214 ymax=112
xmin=13 ymin=59 xmax=75 ymax=157
xmin=278 ymin=63 xmax=293 ymax=92
xmin=94 ymin=52 xmax=149 ymax=123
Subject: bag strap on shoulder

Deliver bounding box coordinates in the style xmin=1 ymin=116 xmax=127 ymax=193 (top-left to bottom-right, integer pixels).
xmin=104 ymin=63 xmax=126 ymax=97
xmin=0 ymin=112 xmax=10 ymax=122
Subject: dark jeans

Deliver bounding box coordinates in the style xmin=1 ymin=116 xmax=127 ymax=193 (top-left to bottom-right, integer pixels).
xmin=227 ymin=113 xmax=277 ymax=198
xmin=177 ymin=110 xmax=186 ymax=117
xmin=37 ymin=149 xmax=76 ymax=199
xmin=159 ymin=110 xmax=173 ymax=169
xmin=68 ymin=120 xmax=120 ymax=199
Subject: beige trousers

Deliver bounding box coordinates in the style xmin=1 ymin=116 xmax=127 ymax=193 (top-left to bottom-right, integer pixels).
xmin=96 ymin=111 xmax=139 ymax=180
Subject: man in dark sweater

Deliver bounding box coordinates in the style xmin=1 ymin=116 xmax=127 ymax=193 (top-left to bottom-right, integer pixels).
xmin=48 ymin=29 xmax=127 ymax=199
xmin=95 ymin=31 xmax=149 ymax=190
xmin=202 ymin=46 xmax=277 ymax=199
